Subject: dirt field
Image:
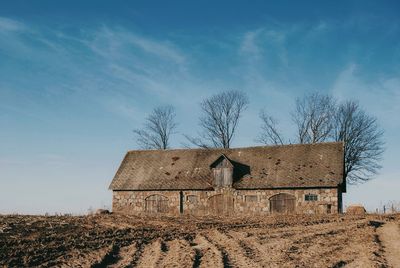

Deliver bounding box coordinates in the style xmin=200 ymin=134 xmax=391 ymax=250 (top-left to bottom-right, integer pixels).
xmin=0 ymin=213 xmax=399 ymax=267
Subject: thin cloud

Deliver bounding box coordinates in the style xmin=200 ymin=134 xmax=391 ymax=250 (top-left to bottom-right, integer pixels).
xmin=240 ymin=29 xmax=263 ymax=58
xmin=0 ymin=23 xmax=192 ymax=123
xmin=87 ymin=26 xmax=186 ymax=65
xmin=331 ymin=63 xmax=400 ymax=128
xmin=0 ymin=17 xmax=25 ymax=32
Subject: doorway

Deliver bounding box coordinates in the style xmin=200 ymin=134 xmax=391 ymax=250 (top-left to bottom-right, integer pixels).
xmin=269 ymin=193 xmax=296 ymax=214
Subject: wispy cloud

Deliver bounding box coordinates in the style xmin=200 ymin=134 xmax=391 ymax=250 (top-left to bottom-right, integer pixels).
xmin=0 ymin=21 xmax=193 ymax=122
xmin=240 ymin=29 xmax=263 ymax=58
xmin=0 ymin=17 xmax=25 ymax=32
xmin=331 ymin=63 xmax=400 ymax=128
xmin=124 ymin=32 xmax=186 ymax=64
xmin=86 ymin=26 xmax=186 ymax=65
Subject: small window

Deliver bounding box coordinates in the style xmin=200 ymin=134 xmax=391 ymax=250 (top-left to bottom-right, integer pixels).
xmin=305 ymin=194 xmax=318 ymax=201
xmin=186 ymin=195 xmax=198 ymax=203
xmin=245 ymin=195 xmax=258 ymax=202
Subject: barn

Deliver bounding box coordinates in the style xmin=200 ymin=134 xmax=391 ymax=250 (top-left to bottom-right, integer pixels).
xmin=109 ymin=142 xmax=345 ymax=215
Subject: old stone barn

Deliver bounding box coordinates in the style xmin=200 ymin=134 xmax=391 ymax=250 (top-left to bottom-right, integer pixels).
xmin=109 ymin=142 xmax=345 ymax=216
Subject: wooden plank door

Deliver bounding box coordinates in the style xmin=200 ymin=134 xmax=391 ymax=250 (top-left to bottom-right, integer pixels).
xmin=269 ymin=193 xmax=296 ymax=214
xmin=208 ymin=194 xmax=234 ymax=216
xmin=145 ymin=194 xmax=169 ymax=213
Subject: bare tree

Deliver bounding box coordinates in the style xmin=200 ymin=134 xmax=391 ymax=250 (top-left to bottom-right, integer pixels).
xmin=257 ymin=93 xmax=384 ymax=184
xmin=256 ymin=110 xmax=285 ymax=145
xmin=185 ymin=90 xmax=249 ymax=148
xmin=292 ymin=93 xmax=336 ymax=143
xmin=333 ymin=101 xmax=384 ymax=184
xmin=133 ymin=105 xmax=177 ymax=149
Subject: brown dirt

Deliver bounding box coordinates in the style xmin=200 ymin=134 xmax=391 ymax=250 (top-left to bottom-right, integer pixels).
xmin=377 ymin=221 xmax=400 ymax=268
xmin=0 ymin=213 xmax=399 ymax=267
xmin=193 ymin=234 xmax=224 ymax=268
xmin=158 ymin=239 xmax=195 ymax=267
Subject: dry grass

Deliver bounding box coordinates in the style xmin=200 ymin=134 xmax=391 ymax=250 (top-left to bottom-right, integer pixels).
xmin=0 ymin=213 xmax=399 ymax=267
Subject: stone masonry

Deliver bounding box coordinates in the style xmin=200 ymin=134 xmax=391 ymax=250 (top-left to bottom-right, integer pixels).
xmin=112 ymin=188 xmax=340 ymax=216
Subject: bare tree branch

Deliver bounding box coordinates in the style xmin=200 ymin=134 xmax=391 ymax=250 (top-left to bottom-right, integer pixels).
xmin=290 ymin=92 xmax=384 ymax=184
xmin=182 ymin=134 xmax=211 ymax=149
xmin=185 ymin=90 xmax=249 ymax=148
xmin=333 ymin=100 xmax=385 ymax=184
xmin=133 ymin=105 xmax=177 ymax=149
xmin=256 ymin=110 xmax=285 ymax=145
xmin=292 ymin=92 xmax=336 ymax=144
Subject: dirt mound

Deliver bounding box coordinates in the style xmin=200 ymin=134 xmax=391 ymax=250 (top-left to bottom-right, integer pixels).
xmin=346 ymin=205 xmax=367 ymax=215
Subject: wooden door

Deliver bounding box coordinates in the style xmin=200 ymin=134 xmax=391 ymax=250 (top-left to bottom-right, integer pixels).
xmin=269 ymin=193 xmax=296 ymax=214
xmin=208 ymin=194 xmax=234 ymax=216
xmin=145 ymin=194 xmax=169 ymax=213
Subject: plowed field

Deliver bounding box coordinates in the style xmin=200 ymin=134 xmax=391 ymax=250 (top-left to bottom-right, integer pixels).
xmin=1 ymin=214 xmax=399 ymax=267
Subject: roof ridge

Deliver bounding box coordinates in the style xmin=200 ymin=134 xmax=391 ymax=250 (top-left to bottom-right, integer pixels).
xmin=126 ymin=141 xmax=344 ymax=153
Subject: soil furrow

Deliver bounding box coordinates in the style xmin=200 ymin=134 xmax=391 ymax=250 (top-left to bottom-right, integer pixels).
xmin=136 ymin=239 xmax=165 ymax=268
xmin=107 ymin=243 xmax=137 ymax=268
xmin=158 ymin=239 xmax=195 ymax=267
xmin=193 ymin=234 xmax=224 ymax=268
xmin=1 ymin=214 xmax=398 ymax=268
xmin=192 ymin=247 xmax=203 ymax=268
xmin=57 ymin=247 xmax=110 ymax=268
xmin=204 ymin=230 xmax=258 ymax=268
xmin=90 ymin=244 xmax=120 ymax=268
xmin=128 ymin=240 xmax=149 ymax=268
xmin=227 ymin=229 xmax=283 ymax=267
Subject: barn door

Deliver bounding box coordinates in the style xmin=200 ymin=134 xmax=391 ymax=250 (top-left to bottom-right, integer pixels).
xmin=145 ymin=194 xmax=169 ymax=213
xmin=208 ymin=194 xmax=234 ymax=216
xmin=269 ymin=193 xmax=296 ymax=214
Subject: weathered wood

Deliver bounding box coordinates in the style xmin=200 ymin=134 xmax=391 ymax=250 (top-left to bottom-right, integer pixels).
xmin=207 ymin=194 xmax=234 ymax=216
xmin=269 ymin=193 xmax=296 ymax=214
xmin=212 ymin=157 xmax=233 ymax=188
xmin=145 ymin=194 xmax=169 ymax=213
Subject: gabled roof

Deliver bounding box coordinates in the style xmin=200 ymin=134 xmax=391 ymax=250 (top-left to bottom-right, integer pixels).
xmin=210 ymin=154 xmax=234 ymax=168
xmin=109 ymin=142 xmax=344 ymax=191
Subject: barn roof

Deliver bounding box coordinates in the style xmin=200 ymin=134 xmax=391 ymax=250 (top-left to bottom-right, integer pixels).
xmin=109 ymin=142 xmax=344 ymax=191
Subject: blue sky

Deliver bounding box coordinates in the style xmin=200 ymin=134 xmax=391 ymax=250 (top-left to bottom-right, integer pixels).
xmin=1 ymin=1 xmax=399 ymax=214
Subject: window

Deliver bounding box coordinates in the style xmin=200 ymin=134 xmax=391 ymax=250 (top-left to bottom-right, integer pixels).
xmin=186 ymin=195 xmax=198 ymax=203
xmin=305 ymin=194 xmax=318 ymax=201
xmin=245 ymin=195 xmax=258 ymax=202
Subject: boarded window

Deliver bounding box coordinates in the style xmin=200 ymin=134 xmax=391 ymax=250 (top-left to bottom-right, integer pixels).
xmin=245 ymin=195 xmax=258 ymax=202
xmin=145 ymin=194 xmax=169 ymax=213
xmin=186 ymin=195 xmax=198 ymax=203
xmin=305 ymin=194 xmax=318 ymax=201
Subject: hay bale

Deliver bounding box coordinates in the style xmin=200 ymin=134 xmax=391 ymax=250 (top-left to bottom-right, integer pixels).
xmin=346 ymin=205 xmax=367 ymax=215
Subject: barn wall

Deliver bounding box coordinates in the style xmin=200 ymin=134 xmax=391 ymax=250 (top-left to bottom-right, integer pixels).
xmin=112 ymin=188 xmax=339 ymax=215
xmin=235 ymin=188 xmax=338 ymax=214
xmin=112 ymin=191 xmax=181 ymax=214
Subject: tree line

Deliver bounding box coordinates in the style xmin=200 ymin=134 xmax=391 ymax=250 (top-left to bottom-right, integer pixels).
xmin=133 ymin=90 xmax=384 ymax=184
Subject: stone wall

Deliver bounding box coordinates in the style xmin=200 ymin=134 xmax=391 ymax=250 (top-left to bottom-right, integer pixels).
xmin=112 ymin=187 xmax=340 ymax=215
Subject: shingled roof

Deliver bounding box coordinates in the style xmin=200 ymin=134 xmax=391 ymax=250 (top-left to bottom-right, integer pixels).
xmin=109 ymin=142 xmax=344 ymax=191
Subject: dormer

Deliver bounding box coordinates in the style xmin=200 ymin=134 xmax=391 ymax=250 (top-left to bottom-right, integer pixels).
xmin=210 ymin=154 xmax=234 ymax=188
